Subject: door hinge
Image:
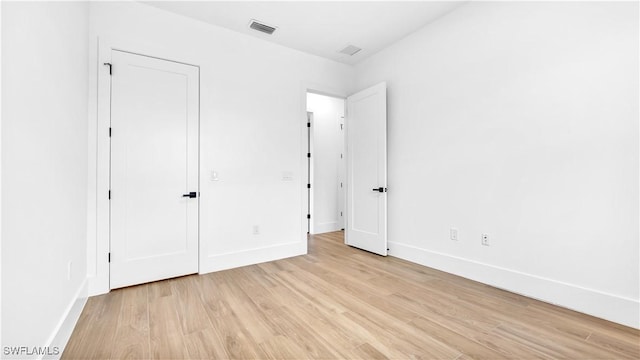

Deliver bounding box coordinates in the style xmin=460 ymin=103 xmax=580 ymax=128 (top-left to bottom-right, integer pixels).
xmin=307 ymin=153 xmax=311 ymax=158
xmin=103 ymin=62 xmax=112 ymax=75
xmin=340 ymin=182 xmax=343 ymax=188
xmin=108 ymin=190 xmax=111 ymax=199
xmin=109 ymin=127 xmax=112 ymax=137
xmin=307 ymin=214 xmax=311 ymax=219
xmin=340 ymin=211 xmax=343 ymax=217
xmin=340 ymin=153 xmax=343 ymax=159
xmin=340 ymin=123 xmax=344 ymax=130
xmin=108 ymin=252 xmax=111 ymax=263
xmin=307 ymin=184 xmax=311 ymax=189
xmin=307 ymin=122 xmax=311 ymax=128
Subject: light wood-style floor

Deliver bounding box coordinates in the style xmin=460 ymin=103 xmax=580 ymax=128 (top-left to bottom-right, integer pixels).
xmin=64 ymin=231 xmax=639 ymax=359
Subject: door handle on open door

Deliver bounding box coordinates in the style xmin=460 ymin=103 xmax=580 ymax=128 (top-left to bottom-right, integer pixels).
xmin=182 ymin=192 xmax=197 ymax=198
xmin=372 ymin=187 xmax=387 ymax=193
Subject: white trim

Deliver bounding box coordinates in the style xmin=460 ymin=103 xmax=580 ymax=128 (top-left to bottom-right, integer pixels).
xmin=200 ymin=242 xmax=304 ymax=274
xmin=0 ymin=1 xmax=3 ymax=350
xmin=42 ymin=279 xmax=88 ymax=360
xmin=389 ymin=241 xmax=640 ymax=329
xmin=88 ymin=37 xmax=112 ymax=296
xmin=312 ymin=221 xmax=341 ymax=235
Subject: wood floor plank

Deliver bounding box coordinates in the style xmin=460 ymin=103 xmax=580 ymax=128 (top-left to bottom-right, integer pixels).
xmin=265 ymin=275 xmax=366 ymax=352
xmin=63 ymin=290 xmax=123 ymax=359
xmin=147 ymin=278 xmax=172 ymax=299
xmin=227 ymin=299 xmax=279 ymax=344
xmin=408 ymin=316 xmax=506 ymax=360
xmin=258 ymin=335 xmax=308 ymax=359
xmin=261 ymin=307 xmax=340 ymax=359
xmin=63 ymin=231 xmax=640 ymax=359
xmin=587 ymin=330 xmax=640 ymax=358
xmin=183 ymin=328 xmax=230 ymax=360
xmin=110 ymin=284 xmax=150 ymax=360
xmin=148 ymin=294 xmax=190 ymax=359
xmin=342 ymin=310 xmax=462 ymax=359
xmin=206 ymin=312 xmax=269 ymax=359
xmin=349 ymin=343 xmax=389 ymax=360
xmin=62 ymin=295 xmax=109 ymax=359
xmin=196 ymin=274 xmax=235 ymax=319
xmin=171 ymin=276 xmax=210 ymax=336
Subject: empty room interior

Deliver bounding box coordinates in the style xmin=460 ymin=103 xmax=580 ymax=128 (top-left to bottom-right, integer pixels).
xmin=2 ymin=0 xmax=639 ymax=359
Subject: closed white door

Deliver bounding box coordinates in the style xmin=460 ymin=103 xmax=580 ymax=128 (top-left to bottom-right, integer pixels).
xmin=346 ymin=82 xmax=387 ymax=256
xmin=109 ymin=50 xmax=199 ymax=289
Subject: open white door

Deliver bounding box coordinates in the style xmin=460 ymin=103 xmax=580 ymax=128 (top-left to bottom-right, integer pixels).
xmin=109 ymin=50 xmax=199 ymax=289
xmin=346 ymin=82 xmax=387 ymax=256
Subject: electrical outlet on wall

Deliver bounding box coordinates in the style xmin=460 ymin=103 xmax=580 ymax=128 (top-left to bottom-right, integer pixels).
xmin=67 ymin=261 xmax=73 ymax=280
xmin=253 ymin=225 xmax=260 ymax=235
xmin=450 ymin=228 xmax=458 ymax=241
xmin=481 ymin=233 xmax=490 ymax=246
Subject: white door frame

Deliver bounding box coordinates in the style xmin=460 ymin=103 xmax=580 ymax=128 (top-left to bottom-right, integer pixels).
xmin=90 ymin=38 xmax=200 ymax=295
xmin=301 ymin=85 xmax=347 ymax=242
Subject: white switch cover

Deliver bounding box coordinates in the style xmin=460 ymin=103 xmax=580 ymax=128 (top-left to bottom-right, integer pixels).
xmin=210 ymin=171 xmax=219 ymax=181
xmin=450 ymin=228 xmax=458 ymax=241
xmin=282 ymin=171 xmax=293 ymax=181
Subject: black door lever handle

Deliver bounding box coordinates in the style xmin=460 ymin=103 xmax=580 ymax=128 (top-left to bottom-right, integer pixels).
xmin=182 ymin=192 xmax=197 ymax=198
xmin=372 ymin=187 xmax=386 ymax=192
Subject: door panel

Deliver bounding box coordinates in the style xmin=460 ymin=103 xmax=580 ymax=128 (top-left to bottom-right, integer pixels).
xmin=110 ymin=50 xmax=199 ymax=289
xmin=346 ymin=82 xmax=387 ymax=256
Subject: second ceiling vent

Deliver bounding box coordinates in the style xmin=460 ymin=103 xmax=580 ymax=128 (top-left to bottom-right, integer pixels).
xmin=338 ymin=45 xmax=362 ymax=56
xmin=249 ymin=19 xmax=277 ymax=35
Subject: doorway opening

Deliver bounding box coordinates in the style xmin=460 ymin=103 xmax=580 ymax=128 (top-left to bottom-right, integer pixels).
xmin=306 ymin=92 xmax=346 ymax=235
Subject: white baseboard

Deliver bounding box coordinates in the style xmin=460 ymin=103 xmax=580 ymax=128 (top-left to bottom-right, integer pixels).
xmin=200 ymin=241 xmax=305 ymax=274
xmin=87 ymin=274 xmax=109 ymax=296
xmin=389 ymin=241 xmax=640 ymax=329
xmin=43 ymin=279 xmax=88 ymax=360
xmin=312 ymin=221 xmax=340 ymax=235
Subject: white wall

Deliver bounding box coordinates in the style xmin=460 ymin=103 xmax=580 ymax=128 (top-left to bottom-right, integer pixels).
xmin=355 ymin=1 xmax=639 ymax=328
xmin=2 ymin=1 xmax=89 ymax=355
xmin=86 ymin=1 xmax=354 ymax=294
xmin=307 ymin=93 xmax=345 ymax=234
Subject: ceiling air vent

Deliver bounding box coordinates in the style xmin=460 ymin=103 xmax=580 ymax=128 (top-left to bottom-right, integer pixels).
xmin=249 ymin=20 xmax=277 ymax=35
xmin=339 ymin=45 xmax=362 ymax=56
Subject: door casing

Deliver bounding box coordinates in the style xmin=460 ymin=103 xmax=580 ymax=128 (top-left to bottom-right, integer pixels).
xmin=91 ymin=40 xmax=201 ymax=295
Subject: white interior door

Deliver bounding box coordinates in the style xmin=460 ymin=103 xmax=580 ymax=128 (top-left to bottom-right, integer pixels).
xmin=346 ymin=82 xmax=387 ymax=256
xmin=109 ymin=50 xmax=199 ymax=289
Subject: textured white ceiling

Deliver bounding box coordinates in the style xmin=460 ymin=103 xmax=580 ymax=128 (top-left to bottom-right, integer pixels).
xmin=142 ymin=1 xmax=465 ymax=65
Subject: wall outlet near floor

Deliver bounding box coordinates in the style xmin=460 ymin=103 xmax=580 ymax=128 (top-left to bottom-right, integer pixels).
xmin=253 ymin=225 xmax=260 ymax=235
xmin=450 ymin=228 xmax=458 ymax=241
xmin=67 ymin=261 xmax=73 ymax=280
xmin=481 ymin=233 xmax=490 ymax=246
